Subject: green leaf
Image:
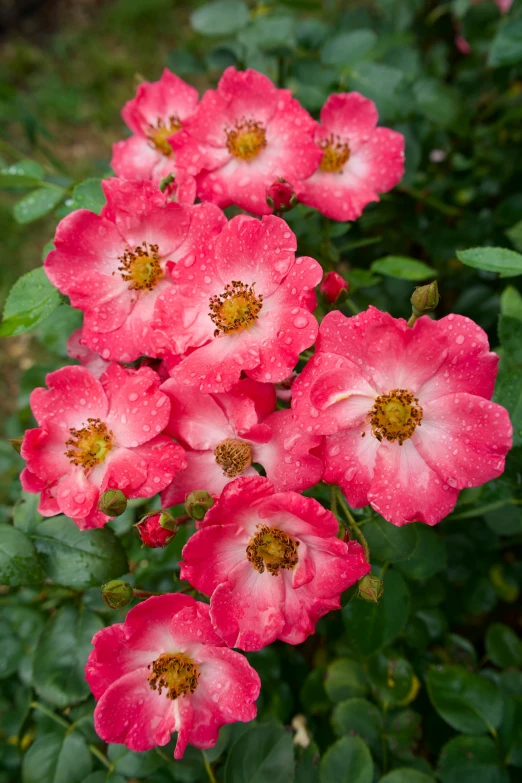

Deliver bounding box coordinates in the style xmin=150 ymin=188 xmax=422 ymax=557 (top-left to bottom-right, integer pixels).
xmin=413 ymin=78 xmax=461 ymax=130
xmin=324 ymin=659 xmax=368 ymax=702
xmin=395 ymin=526 xmax=447 ymax=581
xmin=456 ymin=247 xmax=522 ymax=278
xmin=363 ymin=518 xmax=418 ymax=563
xmin=81 ymin=775 xmax=125 ymax=783
xmin=225 ymin=722 xmax=295 ymax=783
xmin=33 ymin=604 xmax=103 ymax=707
xmin=489 ymin=16 xmax=522 ymax=68
xmin=0 ymin=160 xmax=44 ymax=188
xmin=295 ymin=742 xmax=320 ymax=783
xmin=499 ymin=696 xmax=522 ymax=768
xmin=380 ymin=770 xmax=435 ymax=783
xmin=495 ymin=315 xmax=522 ymax=446
xmin=191 ymin=0 xmax=249 ymax=36
xmin=320 ymin=736 xmax=373 ymax=783
xmin=371 ymin=256 xmax=437 ymax=281
xmin=29 ymin=515 xmax=128 ymax=588
xmin=36 ymin=304 xmax=83 ymax=356
xmin=500 ymin=285 xmax=522 ymax=320
xmin=22 ymin=731 xmax=93 ymax=783
xmin=485 ymin=623 xmax=522 ymax=669
xmin=0 ymin=267 xmax=61 ymax=337
xmin=385 ymin=709 xmax=422 ymax=759
xmin=14 ymin=187 xmax=66 ymax=224
xmin=438 ymin=735 xmax=509 ymax=783
xmin=506 ymin=220 xmax=522 ymax=253
xmin=320 ymin=30 xmax=377 ymax=66
xmin=331 ymin=698 xmax=383 ymax=749
xmin=107 ymin=745 xmax=162 ymax=778
xmin=342 ymin=570 xmax=410 ymax=656
xmin=367 ymin=650 xmax=418 ymax=708
xmin=426 ymin=665 xmax=504 ymax=734
xmin=346 ymin=63 xmax=407 ymax=123
xmin=64 ymin=179 xmax=106 ymax=215
xmin=0 ymin=523 xmax=44 ymax=585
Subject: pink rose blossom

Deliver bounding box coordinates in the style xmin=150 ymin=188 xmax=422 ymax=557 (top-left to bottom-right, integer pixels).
xmin=292 ymin=307 xmax=513 ymax=527
xmin=111 ymin=69 xmax=199 ymax=193
xmin=320 ymin=271 xmax=349 ymax=304
xmin=20 ymin=364 xmax=186 ymax=530
xmin=180 ymin=476 xmax=370 ymax=651
xmin=86 ymin=594 xmax=260 ymax=759
xmin=45 ymin=178 xmax=226 ymax=363
xmin=67 ymin=328 xmax=110 ymax=378
xmin=172 ymin=67 xmax=321 ymax=215
xmin=298 ymin=93 xmax=405 ymax=222
xmin=160 ymin=377 xmax=323 ymax=504
xmin=154 ymin=214 xmax=322 ymax=392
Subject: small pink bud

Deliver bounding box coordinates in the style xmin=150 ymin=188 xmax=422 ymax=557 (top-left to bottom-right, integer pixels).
xmin=320 ymin=271 xmax=350 ymax=304
xmin=266 ymin=178 xmax=297 ymax=214
xmin=136 ymin=512 xmax=177 ymax=548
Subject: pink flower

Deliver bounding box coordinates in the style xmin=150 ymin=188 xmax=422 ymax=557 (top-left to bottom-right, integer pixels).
xmin=298 ymin=93 xmax=405 ymax=222
xmin=86 ymin=594 xmax=260 ymax=759
xmin=292 ymin=307 xmax=513 ymax=527
xmin=320 ymin=271 xmax=349 ymax=304
xmin=154 ymin=214 xmax=322 ymax=392
xmin=173 ymin=67 xmax=321 ymax=215
xmin=67 ymin=328 xmax=110 ymax=378
xmin=180 ymin=476 xmax=370 ymax=651
xmin=45 ymin=178 xmax=226 ymax=363
xmin=136 ymin=512 xmax=176 ymax=548
xmin=20 ymin=364 xmax=186 ymax=530
xmin=160 ymin=377 xmax=323 ymax=505
xmin=111 ymin=69 xmax=199 ymax=191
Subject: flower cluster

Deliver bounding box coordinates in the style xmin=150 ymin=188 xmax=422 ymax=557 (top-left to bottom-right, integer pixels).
xmin=18 ymin=65 xmax=513 ymax=761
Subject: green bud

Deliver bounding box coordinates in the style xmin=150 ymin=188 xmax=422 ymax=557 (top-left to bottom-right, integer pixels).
xmin=101 ymin=579 xmax=133 ymax=609
xmin=185 ymin=490 xmax=214 ymax=520
xmin=410 ymin=281 xmax=439 ymax=318
xmin=98 ymin=489 xmax=127 ymax=517
xmin=158 ymin=511 xmax=178 ymax=532
xmin=357 ymin=574 xmax=384 ymax=603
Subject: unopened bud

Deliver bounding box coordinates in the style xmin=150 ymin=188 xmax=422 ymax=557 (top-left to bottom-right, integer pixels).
xmin=101 ymin=579 xmax=133 ymax=609
xmin=185 ymin=490 xmax=214 ymax=521
xmin=266 ymin=178 xmax=297 ymax=214
xmin=136 ymin=512 xmax=177 ymax=548
xmin=320 ymin=271 xmax=350 ymax=305
xmin=357 ymin=574 xmax=384 ymax=603
xmin=410 ymin=281 xmax=439 ymax=318
xmin=98 ymin=489 xmax=127 ymax=517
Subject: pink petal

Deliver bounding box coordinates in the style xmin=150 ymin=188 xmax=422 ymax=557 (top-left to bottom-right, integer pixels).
xmin=323 ymin=426 xmax=380 ymax=508
xmin=103 ymin=365 xmax=170 ymax=448
xmin=180 ymin=522 xmax=250 ymax=597
xmin=30 ymin=365 xmax=108 ymax=429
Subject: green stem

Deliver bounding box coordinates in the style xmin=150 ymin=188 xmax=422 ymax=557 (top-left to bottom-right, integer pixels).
xmin=407 ymin=313 xmax=418 ymax=328
xmin=336 ymin=489 xmax=370 ymax=562
xmin=399 ymin=185 xmax=460 ymax=217
xmin=88 ymin=744 xmax=113 ymax=771
xmin=30 ymin=701 xmax=69 ymax=729
xmin=132 ymin=589 xmax=162 ymax=599
xmin=345 ymin=298 xmax=360 ymax=315
xmin=203 ymin=751 xmax=217 ymax=783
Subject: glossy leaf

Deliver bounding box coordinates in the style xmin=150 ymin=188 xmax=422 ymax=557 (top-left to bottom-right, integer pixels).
xmin=320 ymin=736 xmax=373 ymax=783
xmin=426 ymin=665 xmax=504 ymax=734
xmin=371 ymin=256 xmax=437 ymax=281
xmin=0 ymin=523 xmax=44 ymax=585
xmin=0 ymin=267 xmax=61 ymax=336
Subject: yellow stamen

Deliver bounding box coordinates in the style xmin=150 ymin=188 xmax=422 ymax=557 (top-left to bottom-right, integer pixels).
xmin=65 ymin=418 xmax=114 ymax=468
xmin=118 ymin=242 xmax=163 ymax=291
xmin=319 ymin=135 xmax=350 ymax=173
xmin=368 ymin=389 xmax=423 ymax=445
xmin=146 ymin=116 xmax=182 ymax=157
xmin=226 ymin=119 xmax=267 ymax=161
xmin=148 ymin=653 xmax=199 ymax=700
xmin=246 ymin=525 xmax=299 ymax=576
xmin=214 ymin=438 xmax=252 ymax=478
xmin=209 ymin=280 xmax=263 ymax=337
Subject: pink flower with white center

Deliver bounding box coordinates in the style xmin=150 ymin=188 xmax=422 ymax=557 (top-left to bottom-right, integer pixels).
xmin=298 ymin=93 xmax=405 ymax=222
xmin=154 ymin=213 xmax=322 ymax=393
xmin=67 ymin=328 xmax=110 ymax=378
xmin=180 ymin=476 xmax=370 ymax=651
xmin=20 ymin=364 xmax=186 ymax=530
xmin=45 ymin=178 xmax=226 ymax=363
xmin=292 ymin=307 xmax=513 ymax=527
xmin=85 ymin=594 xmax=260 ymax=760
xmin=160 ymin=377 xmax=323 ymax=505
xmin=111 ymin=69 xmax=199 ymax=191
xmin=172 ymin=67 xmax=321 ymax=215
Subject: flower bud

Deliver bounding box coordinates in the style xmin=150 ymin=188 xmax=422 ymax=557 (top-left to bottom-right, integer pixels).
xmin=320 ymin=271 xmax=350 ymax=304
xmin=357 ymin=574 xmax=384 ymax=603
xmin=136 ymin=512 xmax=177 ymax=548
xmin=266 ymin=178 xmax=297 ymax=214
xmin=410 ymin=281 xmax=439 ymax=318
xmin=185 ymin=490 xmax=214 ymax=521
xmin=98 ymin=489 xmax=127 ymax=517
xmin=101 ymin=579 xmax=133 ymax=609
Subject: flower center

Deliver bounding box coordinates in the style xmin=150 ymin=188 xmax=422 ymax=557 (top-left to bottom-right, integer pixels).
xmin=214 ymin=438 xmax=252 ymax=478
xmin=226 ymin=119 xmax=267 ymax=161
xmin=148 ymin=653 xmax=199 ymax=700
xmin=146 ymin=116 xmax=182 ymax=157
xmin=118 ymin=242 xmax=163 ymax=291
xmin=369 ymin=389 xmax=423 ymax=445
xmin=319 ymin=135 xmax=350 ymax=173
xmin=246 ymin=525 xmax=299 ymax=576
xmin=65 ymin=418 xmax=114 ymax=468
xmin=209 ymin=281 xmax=263 ymax=337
